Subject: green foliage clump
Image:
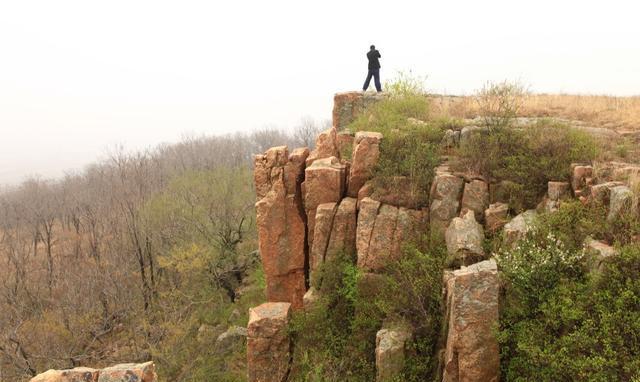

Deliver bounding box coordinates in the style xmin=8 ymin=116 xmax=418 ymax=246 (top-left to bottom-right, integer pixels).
xmin=290 ymin=239 xmax=447 ymax=382
xmin=347 ymin=74 xmax=445 ymax=207
xmin=498 ymin=223 xmax=640 ymax=381
xmin=456 ymin=120 xmax=598 ymax=211
xmin=476 ymin=80 xmax=528 ymax=128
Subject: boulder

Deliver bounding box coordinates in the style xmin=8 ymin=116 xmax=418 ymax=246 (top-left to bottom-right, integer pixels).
xmin=442 ymin=260 xmax=499 ymax=382
xmin=247 ymin=303 xmax=292 ymax=382
xmin=548 ymin=181 xmax=571 ymax=201
xmin=430 ymin=173 xmax=464 ymax=236
xmin=503 ymin=210 xmax=538 ymax=248
xmin=608 ymin=185 xmax=634 ymax=222
xmin=441 ymin=129 xmax=460 ymax=148
xmin=98 ymin=362 xmax=157 ymax=382
xmin=306 ymin=127 xmax=340 ymax=166
xmin=255 ymin=146 xmax=308 ymax=309
xmin=445 ymin=210 xmax=485 ymax=266
xmin=304 ymin=156 xmax=347 ymax=250
xmin=332 ymin=91 xmax=385 ymax=130
xmin=347 ymin=131 xmax=383 ymax=197
xmin=303 ymin=287 xmax=320 ymax=310
xmin=215 ymin=326 xmax=248 ymax=355
xmin=459 ymin=126 xmax=488 ymax=146
xmin=461 ymin=179 xmax=489 ymax=222
xmin=571 ymin=164 xmax=593 ymax=196
xmin=30 ymin=368 xmax=100 ymax=382
xmin=584 ymin=238 xmax=618 ymax=272
xmin=485 ymin=202 xmax=509 ymax=233
xmin=590 ymin=181 xmax=625 ymax=205
xmin=376 ymin=327 xmax=412 ymax=382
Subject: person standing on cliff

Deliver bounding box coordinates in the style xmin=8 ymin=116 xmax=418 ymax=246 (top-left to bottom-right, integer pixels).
xmin=362 ymin=45 xmax=382 ymax=92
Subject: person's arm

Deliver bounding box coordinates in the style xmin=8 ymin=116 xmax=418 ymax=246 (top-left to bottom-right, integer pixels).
xmin=377 ymin=51 xmax=381 ymax=58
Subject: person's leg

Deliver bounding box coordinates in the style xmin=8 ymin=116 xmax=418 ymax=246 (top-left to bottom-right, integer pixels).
xmin=373 ymin=69 xmax=382 ymax=92
xmin=363 ymin=70 xmax=373 ymax=91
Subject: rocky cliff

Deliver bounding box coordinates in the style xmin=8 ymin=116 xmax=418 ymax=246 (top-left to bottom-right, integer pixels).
xmin=248 ymin=91 xmax=640 ymax=381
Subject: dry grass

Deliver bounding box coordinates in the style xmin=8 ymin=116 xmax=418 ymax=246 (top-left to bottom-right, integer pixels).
xmin=429 ymin=94 xmax=640 ymax=131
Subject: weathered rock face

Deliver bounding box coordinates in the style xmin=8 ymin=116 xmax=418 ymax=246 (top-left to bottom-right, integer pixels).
xmin=548 ymin=181 xmax=571 ymax=201
xmin=247 ymin=303 xmax=292 ymax=382
xmin=215 ymin=326 xmax=248 ymax=355
xmin=441 ymin=129 xmax=460 ymax=148
xmin=302 ymin=287 xmax=319 ymax=310
xmin=442 ymin=260 xmax=499 ymax=382
xmin=98 ymin=362 xmax=157 ymax=382
xmin=584 ymin=238 xmax=618 ymax=272
xmin=375 ymin=327 xmax=412 ymax=382
xmin=310 ymin=198 xmax=357 ymax=274
xmin=590 ymin=181 xmax=625 ymax=205
xmin=359 ymin=177 xmax=427 ymax=209
xmin=461 ymin=179 xmax=489 ymax=222
xmin=255 ymin=146 xmax=309 ymax=310
xmin=503 ymin=210 xmax=538 ymax=248
xmin=306 ymin=127 xmax=340 ymax=166
xmin=459 ymin=126 xmax=488 ymax=147
xmin=347 ymin=131 xmax=383 ymax=197
xmin=304 ymin=157 xmax=347 ymax=251
xmin=445 ymin=211 xmax=485 ymax=266
xmin=430 ymin=173 xmax=464 ymax=236
xmin=608 ymin=185 xmax=634 ymax=222
xmin=31 ymin=362 xmax=157 ymax=382
xmin=571 ymin=164 xmax=593 ymax=197
xmin=485 ymin=202 xmax=509 ymax=233
xmin=332 ymin=91 xmax=385 ymax=130
xmin=31 ymin=368 xmax=100 ymax=382
xmin=356 ymin=198 xmax=424 ymax=271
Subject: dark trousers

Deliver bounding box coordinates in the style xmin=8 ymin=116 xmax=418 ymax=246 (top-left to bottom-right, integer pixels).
xmin=363 ymin=68 xmax=381 ymax=92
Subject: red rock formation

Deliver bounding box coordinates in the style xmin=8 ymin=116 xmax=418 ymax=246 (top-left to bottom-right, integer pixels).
xmin=356 ymin=198 xmax=424 ymax=271
xmin=430 ymin=173 xmax=464 ymax=236
xmin=255 ymin=146 xmax=309 ymax=310
xmin=442 ymin=260 xmax=499 ymax=382
xmin=332 ymin=91 xmax=385 ymax=130
xmin=303 ymin=157 xmax=347 ymax=251
xmin=347 ymin=131 xmax=383 ymax=197
xmin=306 ymin=127 xmax=340 ymax=166
xmin=460 ymin=179 xmax=489 ymax=223
xmin=247 ymin=302 xmax=292 ymax=382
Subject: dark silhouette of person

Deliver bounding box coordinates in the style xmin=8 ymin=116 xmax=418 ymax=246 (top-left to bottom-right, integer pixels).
xmin=363 ymin=45 xmax=382 ymax=92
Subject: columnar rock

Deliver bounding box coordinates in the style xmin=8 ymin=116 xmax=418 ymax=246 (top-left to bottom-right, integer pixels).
xmin=548 ymin=181 xmax=571 ymax=201
xmin=459 ymin=126 xmax=488 ymax=146
xmin=98 ymin=362 xmax=157 ymax=382
xmin=430 ymin=173 xmax=464 ymax=236
xmin=607 ymin=185 xmax=634 ymax=222
xmin=347 ymin=131 xmax=383 ymax=197
xmin=485 ymin=202 xmax=509 ymax=233
xmin=461 ymin=179 xmax=489 ymax=222
xmin=306 ymin=127 xmax=340 ymax=166
xmin=442 ymin=260 xmax=499 ymax=382
xmin=255 ymin=146 xmax=309 ymax=310
xmin=357 ymin=177 xmax=427 ymax=209
xmin=445 ymin=210 xmax=485 ymax=266
xmin=376 ymin=327 xmax=412 ymax=382
xmin=247 ymin=303 xmax=292 ymax=382
xmin=310 ymin=202 xmax=338 ymax=272
xmin=325 ymin=197 xmax=358 ymax=260
xmin=31 ymin=363 xmax=157 ymax=382
xmin=503 ymin=209 xmax=538 ymax=248
xmin=571 ymin=164 xmax=593 ymax=197
xmin=357 ymin=198 xmax=424 ymax=271
xmin=332 ymin=91 xmax=385 ymax=130
xmin=310 ymin=198 xmax=357 ymax=274
xmin=584 ymin=237 xmax=618 ymax=272
xmin=304 ymin=157 xmax=347 ymax=251
xmin=31 ymin=368 xmax=100 ymax=382
xmin=441 ymin=129 xmax=460 ymax=148
xmin=303 ymin=287 xmax=319 ymax=310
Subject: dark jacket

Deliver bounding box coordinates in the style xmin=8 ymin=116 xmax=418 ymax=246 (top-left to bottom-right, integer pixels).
xmin=367 ymin=49 xmax=381 ymax=70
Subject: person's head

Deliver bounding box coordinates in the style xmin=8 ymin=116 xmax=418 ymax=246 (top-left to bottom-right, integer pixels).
xmin=370 ymin=45 xmax=375 ymax=50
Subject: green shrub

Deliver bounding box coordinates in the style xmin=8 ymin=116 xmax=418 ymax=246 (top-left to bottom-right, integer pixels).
xmin=476 ymin=80 xmax=529 ymax=129
xmin=348 ymin=74 xmax=444 ymax=207
xmin=498 ymin=231 xmax=640 ymax=381
xmin=456 ymin=121 xmax=598 ymax=211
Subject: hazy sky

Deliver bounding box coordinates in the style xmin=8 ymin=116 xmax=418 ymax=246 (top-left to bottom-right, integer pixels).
xmin=1 ymin=0 xmax=638 ymax=185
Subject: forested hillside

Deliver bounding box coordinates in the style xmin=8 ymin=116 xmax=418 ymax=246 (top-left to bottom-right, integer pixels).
xmin=0 ymin=122 xmax=325 ymax=381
